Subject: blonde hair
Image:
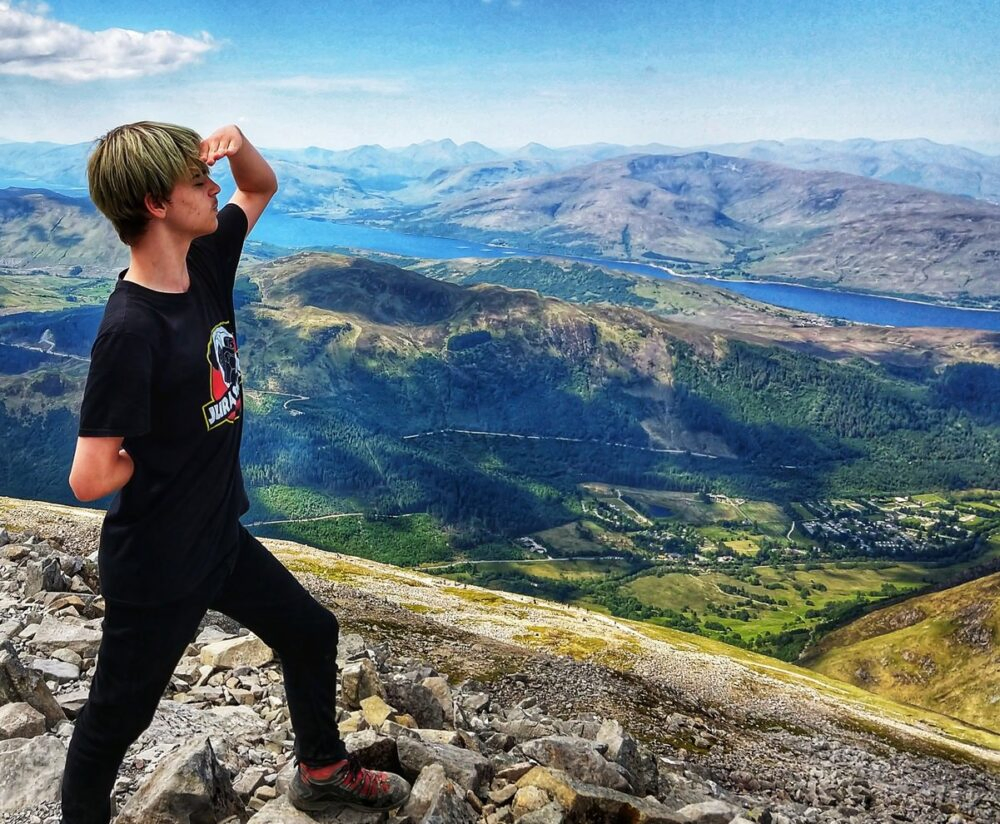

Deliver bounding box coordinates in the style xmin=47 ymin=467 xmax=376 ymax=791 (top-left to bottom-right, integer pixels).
xmin=87 ymin=121 xmax=205 ymax=246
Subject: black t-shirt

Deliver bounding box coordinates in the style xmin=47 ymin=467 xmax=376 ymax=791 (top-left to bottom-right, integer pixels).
xmin=79 ymin=204 xmax=250 ymax=605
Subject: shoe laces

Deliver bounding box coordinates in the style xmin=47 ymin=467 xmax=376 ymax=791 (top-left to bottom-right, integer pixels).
xmin=338 ymin=753 xmax=391 ymax=798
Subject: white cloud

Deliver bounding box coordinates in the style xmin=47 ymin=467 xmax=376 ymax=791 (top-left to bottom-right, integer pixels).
xmin=264 ymin=75 xmax=407 ymax=96
xmin=0 ymin=2 xmax=216 ymax=81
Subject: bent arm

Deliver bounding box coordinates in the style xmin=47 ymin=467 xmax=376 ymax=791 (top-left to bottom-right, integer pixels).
xmin=200 ymin=125 xmax=278 ymax=234
xmin=69 ymin=437 xmax=134 ymax=502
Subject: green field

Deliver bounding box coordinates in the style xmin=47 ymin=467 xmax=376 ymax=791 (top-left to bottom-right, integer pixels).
xmin=626 ymin=563 xmax=930 ymax=639
xmin=0 ymin=274 xmax=112 ymax=311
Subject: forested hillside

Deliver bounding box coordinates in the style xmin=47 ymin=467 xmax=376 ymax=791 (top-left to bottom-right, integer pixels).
xmin=2 ymin=253 xmax=999 ymax=552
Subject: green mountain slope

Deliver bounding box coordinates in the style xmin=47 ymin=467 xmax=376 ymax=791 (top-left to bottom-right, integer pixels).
xmin=3 ymin=252 xmax=1000 ymax=544
xmin=803 ymin=572 xmax=1000 ymax=732
xmin=0 ymin=188 xmax=124 ymax=272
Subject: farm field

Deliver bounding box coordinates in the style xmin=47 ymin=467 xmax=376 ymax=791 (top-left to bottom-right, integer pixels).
xmin=436 ymin=486 xmax=1000 ymax=661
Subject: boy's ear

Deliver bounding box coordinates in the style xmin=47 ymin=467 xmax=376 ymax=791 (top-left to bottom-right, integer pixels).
xmin=144 ymin=193 xmax=168 ymax=219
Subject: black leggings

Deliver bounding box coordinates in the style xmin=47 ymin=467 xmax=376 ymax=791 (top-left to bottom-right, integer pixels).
xmin=61 ymin=527 xmax=347 ymax=824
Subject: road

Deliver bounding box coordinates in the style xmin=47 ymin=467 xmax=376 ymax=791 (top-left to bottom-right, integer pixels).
xmin=402 ymin=428 xmax=722 ymax=459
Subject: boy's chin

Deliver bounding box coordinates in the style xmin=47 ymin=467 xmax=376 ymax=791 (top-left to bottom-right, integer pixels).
xmin=197 ymin=215 xmax=220 ymax=237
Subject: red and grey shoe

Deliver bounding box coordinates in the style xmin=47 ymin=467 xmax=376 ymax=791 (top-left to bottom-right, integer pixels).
xmin=288 ymin=754 xmax=411 ymax=812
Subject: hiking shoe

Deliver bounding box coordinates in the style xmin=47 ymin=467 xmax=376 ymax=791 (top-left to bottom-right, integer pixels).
xmin=288 ymin=754 xmax=411 ymax=812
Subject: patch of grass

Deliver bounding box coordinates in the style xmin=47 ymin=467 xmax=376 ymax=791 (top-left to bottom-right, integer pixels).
xmin=441 ymin=586 xmax=511 ymax=606
xmin=401 ymin=602 xmax=435 ymax=614
xmin=513 ymin=625 xmax=608 ymax=658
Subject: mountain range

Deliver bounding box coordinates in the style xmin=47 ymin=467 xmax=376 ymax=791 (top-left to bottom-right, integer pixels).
xmin=4 ymin=136 xmax=1000 ymax=305
xmin=408 ymin=152 xmax=1000 ymax=303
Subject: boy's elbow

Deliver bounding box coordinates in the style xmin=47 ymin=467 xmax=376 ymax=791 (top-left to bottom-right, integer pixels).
xmin=68 ymin=473 xmax=98 ymax=502
xmin=69 ymin=465 xmax=107 ymax=502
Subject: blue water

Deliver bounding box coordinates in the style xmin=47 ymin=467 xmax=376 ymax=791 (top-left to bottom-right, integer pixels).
xmin=254 ymin=213 xmax=1000 ymax=332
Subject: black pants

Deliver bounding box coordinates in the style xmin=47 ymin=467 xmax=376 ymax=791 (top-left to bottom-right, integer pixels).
xmin=61 ymin=527 xmax=347 ymax=824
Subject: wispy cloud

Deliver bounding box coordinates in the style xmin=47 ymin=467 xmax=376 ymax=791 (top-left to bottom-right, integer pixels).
xmin=0 ymin=1 xmax=216 ymax=81
xmin=263 ymin=75 xmax=407 ymax=96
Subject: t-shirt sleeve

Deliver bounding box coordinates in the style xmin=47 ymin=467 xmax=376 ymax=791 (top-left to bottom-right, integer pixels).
xmin=189 ymin=203 xmax=249 ymax=295
xmin=78 ymin=332 xmax=154 ymax=438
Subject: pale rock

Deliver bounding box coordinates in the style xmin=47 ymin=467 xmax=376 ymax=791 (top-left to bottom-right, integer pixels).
xmin=28 ymin=615 xmax=101 ymax=658
xmin=673 ymin=800 xmax=744 ymax=823
xmin=195 ymin=625 xmax=236 ymax=646
xmin=233 ymin=765 xmax=269 ymax=799
xmin=30 ymin=658 xmax=80 ymax=684
xmin=200 ymin=635 xmax=273 ymax=669
xmin=516 ymin=802 xmax=565 ymax=824
xmin=596 ymin=718 xmax=658 ymax=796
xmin=343 ymin=728 xmax=400 ymax=772
xmin=414 ymin=728 xmax=463 ymax=747
xmin=115 ymin=737 xmax=244 ymax=824
xmin=421 ymin=675 xmax=455 ymax=723
xmin=55 ymin=688 xmax=90 ymax=720
xmin=336 ymin=632 xmax=368 ymax=667
xmin=49 ymin=648 xmax=83 ymax=668
xmin=0 ymin=735 xmax=66 ymax=811
xmin=0 ymin=702 xmax=46 ymax=740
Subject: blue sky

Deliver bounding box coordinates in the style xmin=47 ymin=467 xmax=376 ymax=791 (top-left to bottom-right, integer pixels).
xmin=2 ymin=0 xmax=998 ymax=151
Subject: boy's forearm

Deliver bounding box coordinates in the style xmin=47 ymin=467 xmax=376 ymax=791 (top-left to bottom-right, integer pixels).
xmin=69 ymin=446 xmax=134 ymax=502
xmin=229 ymin=129 xmax=278 ymax=196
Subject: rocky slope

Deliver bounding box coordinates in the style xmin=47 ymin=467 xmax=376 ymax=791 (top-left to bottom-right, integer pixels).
xmin=802 ymin=572 xmax=1000 ymax=732
xmin=0 ymin=497 xmax=998 ymax=824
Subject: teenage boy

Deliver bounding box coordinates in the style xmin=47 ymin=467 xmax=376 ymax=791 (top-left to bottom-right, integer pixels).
xmin=63 ymin=122 xmax=410 ymax=823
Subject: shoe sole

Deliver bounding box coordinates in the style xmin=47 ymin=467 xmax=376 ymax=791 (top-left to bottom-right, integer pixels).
xmin=289 ymin=788 xmax=411 ymax=813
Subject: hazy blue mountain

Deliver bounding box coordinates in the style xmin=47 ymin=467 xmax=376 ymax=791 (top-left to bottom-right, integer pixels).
xmin=698 ymin=138 xmax=1000 ymax=203
xmin=0 ymin=142 xmax=90 ymax=191
xmin=400 ymin=158 xmax=558 ymax=203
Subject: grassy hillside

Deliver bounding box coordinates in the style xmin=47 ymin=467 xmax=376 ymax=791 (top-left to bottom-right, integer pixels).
xmin=803 ymin=569 xmax=1000 ymax=732
xmin=0 ymin=188 xmax=124 ymax=272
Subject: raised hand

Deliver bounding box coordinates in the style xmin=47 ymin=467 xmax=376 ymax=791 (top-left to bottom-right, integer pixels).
xmin=200 ymin=125 xmax=245 ymax=167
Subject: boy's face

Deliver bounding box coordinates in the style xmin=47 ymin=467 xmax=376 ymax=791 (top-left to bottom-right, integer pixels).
xmin=162 ymin=167 xmax=222 ymax=239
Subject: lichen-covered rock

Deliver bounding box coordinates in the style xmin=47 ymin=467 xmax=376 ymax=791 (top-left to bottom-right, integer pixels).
xmin=516 ymin=766 xmax=681 ymax=824
xmin=387 ymin=681 xmax=446 ymax=730
xmin=515 ymin=735 xmax=631 ymax=793
xmin=200 ymin=635 xmax=273 ymax=669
